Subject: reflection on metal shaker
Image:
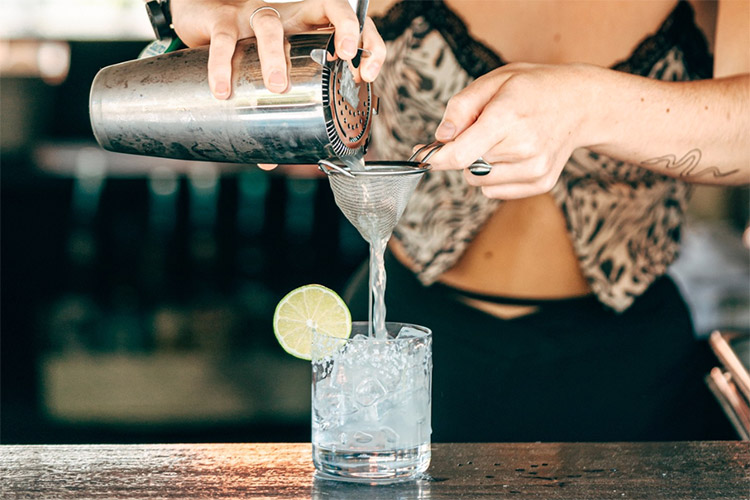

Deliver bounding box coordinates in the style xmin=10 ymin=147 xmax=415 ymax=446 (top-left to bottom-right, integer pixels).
xmin=89 ymin=33 xmax=378 ymax=165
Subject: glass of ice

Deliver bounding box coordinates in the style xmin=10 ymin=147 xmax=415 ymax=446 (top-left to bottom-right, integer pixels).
xmin=311 ymin=321 xmax=432 ymax=483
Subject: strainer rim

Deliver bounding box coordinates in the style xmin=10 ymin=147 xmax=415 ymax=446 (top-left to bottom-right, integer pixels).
xmin=319 ymin=160 xmax=430 ymax=177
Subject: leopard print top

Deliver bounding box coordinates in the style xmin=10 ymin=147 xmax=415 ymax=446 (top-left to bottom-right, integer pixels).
xmin=371 ymin=0 xmax=713 ymax=312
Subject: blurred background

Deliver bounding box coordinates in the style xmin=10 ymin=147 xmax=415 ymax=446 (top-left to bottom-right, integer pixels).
xmin=1 ymin=0 xmax=370 ymax=444
xmin=1 ymin=0 xmax=748 ymax=445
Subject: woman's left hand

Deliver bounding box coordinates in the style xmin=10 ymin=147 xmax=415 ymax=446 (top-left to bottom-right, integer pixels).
xmin=424 ymin=63 xmax=600 ymax=199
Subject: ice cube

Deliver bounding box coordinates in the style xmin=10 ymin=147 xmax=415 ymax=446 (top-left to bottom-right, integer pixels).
xmin=354 ymin=431 xmax=373 ymax=444
xmin=380 ymin=426 xmax=399 ymax=444
xmin=337 ymin=395 xmax=359 ymax=416
xmin=355 ymin=376 xmax=387 ymax=407
xmin=312 ymin=358 xmax=334 ymax=381
xmin=365 ymin=345 xmax=404 ymax=389
xmin=338 ymin=336 xmax=369 ymax=365
xmin=378 ymin=366 xmax=403 ymax=392
xmin=314 ymin=386 xmax=341 ymax=420
xmin=397 ymin=326 xmax=429 ymax=339
xmin=375 ymin=393 xmax=397 ymax=420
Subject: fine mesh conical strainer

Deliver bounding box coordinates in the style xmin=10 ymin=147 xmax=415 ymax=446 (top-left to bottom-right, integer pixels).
xmin=318 ymin=160 xmax=430 ymax=244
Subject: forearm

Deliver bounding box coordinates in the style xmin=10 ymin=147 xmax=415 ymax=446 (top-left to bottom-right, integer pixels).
xmin=585 ymin=67 xmax=750 ymax=185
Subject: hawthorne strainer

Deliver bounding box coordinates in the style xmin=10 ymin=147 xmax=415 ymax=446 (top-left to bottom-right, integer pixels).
xmin=318 ymin=160 xmax=429 ymax=244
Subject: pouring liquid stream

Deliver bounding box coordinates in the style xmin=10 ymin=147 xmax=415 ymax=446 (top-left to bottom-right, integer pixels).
xmin=338 ymin=154 xmax=388 ymax=340
xmin=335 ymin=61 xmax=387 ymax=339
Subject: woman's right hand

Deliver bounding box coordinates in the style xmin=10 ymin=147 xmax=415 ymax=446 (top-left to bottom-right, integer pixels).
xmin=170 ymin=0 xmax=386 ymax=99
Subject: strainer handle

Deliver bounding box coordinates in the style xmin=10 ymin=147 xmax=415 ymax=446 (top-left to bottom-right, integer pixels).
xmin=408 ymin=141 xmax=443 ymax=163
xmin=318 ymin=159 xmax=356 ymax=178
xmin=409 ymin=140 xmax=492 ymax=175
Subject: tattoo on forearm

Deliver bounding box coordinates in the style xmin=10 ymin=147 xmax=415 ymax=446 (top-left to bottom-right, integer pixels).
xmin=641 ymin=149 xmax=738 ymax=179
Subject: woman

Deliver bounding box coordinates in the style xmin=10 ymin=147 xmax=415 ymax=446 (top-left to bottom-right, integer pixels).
xmin=171 ymin=0 xmax=749 ymax=441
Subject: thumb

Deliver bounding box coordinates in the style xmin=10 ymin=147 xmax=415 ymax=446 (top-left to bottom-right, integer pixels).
xmin=435 ymin=70 xmax=512 ymax=142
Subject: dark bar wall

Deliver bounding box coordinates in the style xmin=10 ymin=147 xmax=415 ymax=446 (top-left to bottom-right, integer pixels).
xmin=1 ymin=41 xmax=368 ymax=444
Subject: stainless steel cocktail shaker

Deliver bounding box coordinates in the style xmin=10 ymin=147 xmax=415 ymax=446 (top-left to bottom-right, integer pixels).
xmin=89 ymin=33 xmax=377 ymax=164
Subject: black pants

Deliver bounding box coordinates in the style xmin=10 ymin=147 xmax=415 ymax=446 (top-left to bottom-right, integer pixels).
xmin=344 ymin=250 xmax=734 ymax=442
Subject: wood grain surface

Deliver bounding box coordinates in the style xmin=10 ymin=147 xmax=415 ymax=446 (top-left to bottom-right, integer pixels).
xmin=2 ymin=442 xmax=748 ymax=499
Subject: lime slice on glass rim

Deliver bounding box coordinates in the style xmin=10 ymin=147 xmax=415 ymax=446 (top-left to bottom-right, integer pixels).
xmin=273 ymin=284 xmax=352 ymax=360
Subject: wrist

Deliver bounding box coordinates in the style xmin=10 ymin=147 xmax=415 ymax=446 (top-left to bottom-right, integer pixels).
xmin=580 ymin=65 xmax=673 ymax=161
xmin=568 ymin=64 xmax=621 ymax=151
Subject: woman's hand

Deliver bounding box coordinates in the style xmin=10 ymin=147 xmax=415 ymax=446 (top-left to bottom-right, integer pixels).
xmin=170 ymin=0 xmax=386 ymax=99
xmin=425 ymin=61 xmax=750 ymax=196
xmin=423 ymin=63 xmax=599 ymax=200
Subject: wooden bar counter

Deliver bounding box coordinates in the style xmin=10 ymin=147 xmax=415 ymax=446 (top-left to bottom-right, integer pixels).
xmin=2 ymin=442 xmax=748 ymax=499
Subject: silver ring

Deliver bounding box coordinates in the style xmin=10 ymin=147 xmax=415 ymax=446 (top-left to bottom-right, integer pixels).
xmin=249 ymin=6 xmax=281 ymax=31
xmin=469 ymin=157 xmax=492 ymax=176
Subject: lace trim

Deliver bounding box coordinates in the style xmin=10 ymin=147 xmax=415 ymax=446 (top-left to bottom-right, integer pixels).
xmin=612 ymin=0 xmax=713 ymax=78
xmin=374 ymin=0 xmax=713 ymax=79
xmin=374 ymin=0 xmax=502 ymax=78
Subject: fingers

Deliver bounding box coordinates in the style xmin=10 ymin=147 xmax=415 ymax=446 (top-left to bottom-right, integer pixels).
xmin=207 ymin=30 xmax=239 ymax=99
xmin=461 ymin=158 xmax=559 ymax=200
xmin=187 ymin=0 xmax=389 ymax=99
xmin=467 ymin=162 xmax=534 ymax=185
xmin=359 ymin=17 xmax=386 ymax=82
xmin=170 ymin=0 xmax=241 ymax=99
xmin=428 ymin=106 xmax=508 ymax=170
xmin=322 ymin=0 xmax=362 ymax=61
xmin=477 ymin=182 xmax=555 ymax=200
xmin=434 ymin=70 xmax=514 ymax=142
xmin=251 ymin=8 xmax=288 ymax=92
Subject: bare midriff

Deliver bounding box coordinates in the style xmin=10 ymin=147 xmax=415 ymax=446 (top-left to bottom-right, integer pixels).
xmin=390 ymin=194 xmax=592 ymax=319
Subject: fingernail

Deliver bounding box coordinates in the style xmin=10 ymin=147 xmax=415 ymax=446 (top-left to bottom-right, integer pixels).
xmin=269 ymin=70 xmax=286 ymax=89
xmin=436 ymin=120 xmax=455 ymax=140
xmin=215 ymin=82 xmax=229 ymax=99
xmin=340 ymin=38 xmax=357 ymax=58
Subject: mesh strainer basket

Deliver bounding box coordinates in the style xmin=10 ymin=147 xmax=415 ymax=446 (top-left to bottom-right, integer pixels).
xmin=318 ymin=160 xmax=430 ymax=244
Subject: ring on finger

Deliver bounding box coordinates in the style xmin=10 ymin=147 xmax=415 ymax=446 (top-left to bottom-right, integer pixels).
xmin=469 ymin=157 xmax=492 ymax=176
xmin=249 ymin=6 xmax=281 ymax=31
